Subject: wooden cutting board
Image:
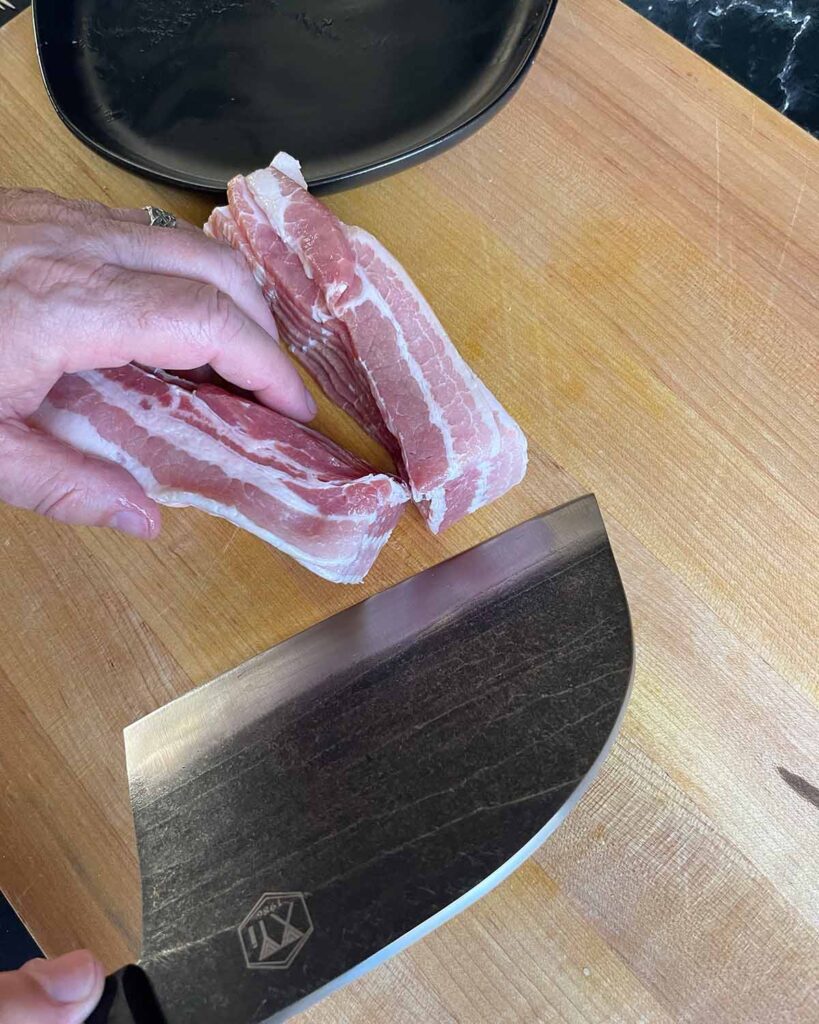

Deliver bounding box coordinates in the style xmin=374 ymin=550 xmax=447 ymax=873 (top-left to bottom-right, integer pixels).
xmin=1 ymin=1 xmax=817 ymax=1021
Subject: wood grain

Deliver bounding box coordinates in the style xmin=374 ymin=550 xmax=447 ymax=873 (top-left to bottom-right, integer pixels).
xmin=0 ymin=1 xmax=817 ymax=1021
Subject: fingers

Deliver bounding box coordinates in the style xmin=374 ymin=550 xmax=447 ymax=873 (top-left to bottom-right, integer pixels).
xmin=0 ymin=188 xmax=312 ymax=419
xmin=50 ymin=267 xmax=315 ymax=420
xmin=85 ymin=219 xmax=277 ymax=339
xmin=0 ymin=419 xmax=161 ymax=539
xmin=0 ymin=187 xmax=198 ymax=232
xmin=0 ymin=950 xmax=104 ymax=1024
xmin=0 ymin=190 xmax=272 ymax=339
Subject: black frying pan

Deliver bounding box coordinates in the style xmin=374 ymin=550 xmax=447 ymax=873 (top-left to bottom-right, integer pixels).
xmin=33 ymin=0 xmax=557 ymax=193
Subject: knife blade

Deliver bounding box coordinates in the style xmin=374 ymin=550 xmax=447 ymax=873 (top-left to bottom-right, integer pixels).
xmin=86 ymin=494 xmax=633 ymax=1023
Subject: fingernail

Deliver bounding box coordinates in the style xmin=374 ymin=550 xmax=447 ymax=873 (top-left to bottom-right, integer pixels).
xmin=303 ymin=386 xmax=318 ymax=417
xmin=109 ymin=507 xmax=152 ymax=538
xmin=27 ymin=950 xmax=99 ymax=1004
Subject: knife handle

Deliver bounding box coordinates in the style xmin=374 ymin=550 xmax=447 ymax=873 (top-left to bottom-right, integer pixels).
xmin=84 ymin=966 xmax=167 ymax=1024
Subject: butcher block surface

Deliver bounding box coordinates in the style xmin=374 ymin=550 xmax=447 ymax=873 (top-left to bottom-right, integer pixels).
xmin=0 ymin=1 xmax=816 ymax=1021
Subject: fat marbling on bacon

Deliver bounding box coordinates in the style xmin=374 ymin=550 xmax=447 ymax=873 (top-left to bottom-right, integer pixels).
xmin=30 ymin=365 xmax=409 ymax=584
xmin=206 ymin=153 xmax=528 ymax=533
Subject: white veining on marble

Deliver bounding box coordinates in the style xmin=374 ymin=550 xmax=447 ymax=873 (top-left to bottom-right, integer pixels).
xmin=627 ymin=0 xmax=817 ymax=134
xmin=702 ymin=1 xmax=813 ymax=112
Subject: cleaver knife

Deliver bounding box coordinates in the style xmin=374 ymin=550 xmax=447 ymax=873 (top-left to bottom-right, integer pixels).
xmin=86 ymin=494 xmax=633 ymax=1024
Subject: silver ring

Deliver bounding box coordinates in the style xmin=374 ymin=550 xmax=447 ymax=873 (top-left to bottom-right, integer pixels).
xmin=143 ymin=205 xmax=177 ymax=228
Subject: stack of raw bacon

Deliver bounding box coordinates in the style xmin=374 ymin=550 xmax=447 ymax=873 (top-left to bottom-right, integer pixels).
xmin=33 ymin=155 xmax=527 ymax=583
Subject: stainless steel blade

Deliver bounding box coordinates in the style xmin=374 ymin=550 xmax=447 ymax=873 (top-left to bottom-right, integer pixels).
xmin=124 ymin=494 xmax=633 ymax=1023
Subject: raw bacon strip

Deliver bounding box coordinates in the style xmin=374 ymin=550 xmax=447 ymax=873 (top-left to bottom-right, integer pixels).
xmin=206 ymin=153 xmax=528 ymax=533
xmin=30 ymin=365 xmax=409 ymax=584
xmin=208 ymin=193 xmax=400 ymax=464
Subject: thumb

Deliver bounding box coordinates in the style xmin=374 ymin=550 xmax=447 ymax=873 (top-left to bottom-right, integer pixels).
xmin=0 ymin=950 xmax=105 ymax=1024
xmin=0 ymin=419 xmax=160 ymax=539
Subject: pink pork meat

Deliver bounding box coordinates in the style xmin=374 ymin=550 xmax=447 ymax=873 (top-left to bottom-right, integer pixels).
xmin=206 ymin=153 xmax=528 ymax=533
xmin=30 ymin=365 xmax=410 ymax=584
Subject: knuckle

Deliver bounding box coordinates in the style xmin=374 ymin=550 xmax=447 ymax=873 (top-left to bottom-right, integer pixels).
xmin=0 ymin=188 xmax=115 ymax=241
xmin=0 ymin=275 xmax=64 ymax=387
xmin=33 ymin=477 xmax=87 ymax=523
xmin=0 ymin=222 xmax=61 ymax=277
xmin=124 ymin=275 xmax=190 ymax=339
xmin=82 ymin=260 xmax=121 ymax=292
xmin=12 ymin=253 xmax=69 ymax=293
xmin=0 ymin=189 xmax=109 ymax=231
xmin=0 ymin=187 xmax=60 ymax=221
xmin=11 ymin=251 xmax=107 ymax=296
xmin=202 ymin=284 xmax=244 ymax=344
xmin=202 ymin=238 xmax=256 ymax=299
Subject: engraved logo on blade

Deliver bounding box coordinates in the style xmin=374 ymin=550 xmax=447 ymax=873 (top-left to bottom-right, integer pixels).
xmin=238 ymin=893 xmax=314 ymax=969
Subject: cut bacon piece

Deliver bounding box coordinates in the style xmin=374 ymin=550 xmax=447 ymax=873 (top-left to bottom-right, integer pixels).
xmin=30 ymin=365 xmax=409 ymax=584
xmin=206 ymin=153 xmax=527 ymax=533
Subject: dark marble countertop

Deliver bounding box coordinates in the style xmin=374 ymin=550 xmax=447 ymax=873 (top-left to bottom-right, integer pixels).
xmin=625 ymin=0 xmax=819 ymax=136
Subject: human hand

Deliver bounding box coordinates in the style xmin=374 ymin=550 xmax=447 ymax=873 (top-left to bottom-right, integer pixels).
xmin=0 ymin=950 xmax=104 ymax=1024
xmin=0 ymin=189 xmax=315 ymax=538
